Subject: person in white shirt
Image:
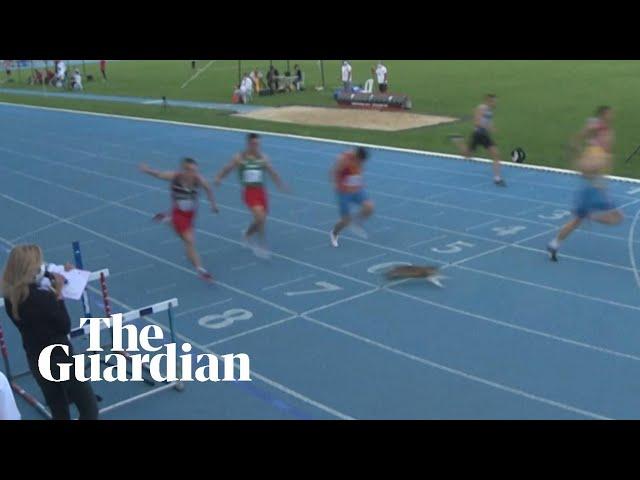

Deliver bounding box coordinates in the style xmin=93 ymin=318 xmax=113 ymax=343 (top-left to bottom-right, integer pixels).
xmin=341 ymin=61 xmax=352 ymax=92
xmin=374 ymin=62 xmax=388 ymax=93
xmin=0 ymin=371 xmax=21 ymax=420
xmin=55 ymin=60 xmax=67 ymax=87
xmin=71 ymin=69 xmax=83 ymax=90
xmin=240 ymin=73 xmax=254 ymax=104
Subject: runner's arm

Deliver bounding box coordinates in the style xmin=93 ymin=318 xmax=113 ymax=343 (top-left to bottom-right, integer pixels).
xmin=214 ymin=155 xmax=240 ymax=185
xmin=139 ymin=163 xmax=176 ymax=181
xmin=331 ymin=155 xmax=346 ymax=185
xmin=264 ymin=156 xmax=287 ymax=192
xmin=473 ymin=105 xmax=483 ymax=129
xmin=198 ymin=175 xmax=219 ymax=212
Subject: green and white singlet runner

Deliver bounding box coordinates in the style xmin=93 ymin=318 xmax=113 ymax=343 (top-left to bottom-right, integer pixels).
xmin=238 ymin=153 xmax=266 ymax=187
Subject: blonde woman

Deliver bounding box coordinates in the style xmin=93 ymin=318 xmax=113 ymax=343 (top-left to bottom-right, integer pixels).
xmin=2 ymin=245 xmax=98 ymax=420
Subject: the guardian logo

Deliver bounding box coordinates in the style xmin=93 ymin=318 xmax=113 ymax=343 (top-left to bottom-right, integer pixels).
xmin=38 ymin=314 xmax=251 ymax=383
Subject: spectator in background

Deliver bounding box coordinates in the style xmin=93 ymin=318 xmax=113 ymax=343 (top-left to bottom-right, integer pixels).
xmin=249 ymin=68 xmax=263 ymax=95
xmin=0 ymin=371 xmax=21 ymax=420
xmin=28 ymin=69 xmax=44 ymax=85
xmin=238 ymin=73 xmax=254 ymax=104
xmin=44 ymin=68 xmax=55 ymax=85
xmin=293 ymin=64 xmax=303 ymax=91
xmin=100 ymin=60 xmax=107 ymax=81
xmin=240 ymin=73 xmax=253 ymax=103
xmin=266 ymin=65 xmax=276 ymax=92
xmin=374 ymin=62 xmax=388 ymax=93
xmin=2 ymin=244 xmax=99 ymax=420
xmin=3 ymin=60 xmax=13 ymax=83
xmin=55 ymin=60 xmax=67 ymax=88
xmin=71 ymin=69 xmax=83 ymax=90
xmin=273 ymin=66 xmax=281 ymax=92
xmin=341 ymin=61 xmax=352 ymax=92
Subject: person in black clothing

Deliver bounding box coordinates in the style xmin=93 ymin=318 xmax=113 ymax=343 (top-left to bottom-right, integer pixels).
xmin=293 ymin=64 xmax=303 ymax=91
xmin=2 ymin=244 xmax=99 ymax=420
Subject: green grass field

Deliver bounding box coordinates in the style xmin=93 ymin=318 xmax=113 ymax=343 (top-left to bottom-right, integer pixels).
xmin=2 ymin=60 xmax=640 ymax=178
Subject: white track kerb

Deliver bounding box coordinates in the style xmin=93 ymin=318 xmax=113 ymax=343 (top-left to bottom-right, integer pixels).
xmin=2 ymin=100 xmax=640 ymax=185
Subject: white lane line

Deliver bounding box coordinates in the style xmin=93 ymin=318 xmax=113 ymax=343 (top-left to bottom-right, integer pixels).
xmin=83 ymin=285 xmax=353 ymax=420
xmin=386 ymin=284 xmax=640 ymax=361
xmin=108 ymin=264 xmax=155 ymax=279
xmin=301 ymin=288 xmax=381 ymax=316
xmin=6 ymin=149 xmax=638 ymax=310
xmin=16 ymin=136 xmax=638 ymax=247
xmin=301 ymin=314 xmax=609 ymax=420
xmin=5 ymin=152 xmax=640 ymax=420
xmin=0 ymin=192 xmax=296 ymax=316
xmin=1 ymin=156 xmax=383 ymax=291
xmin=4 ymin=150 xmax=637 ymax=308
xmin=204 ymin=314 xmax=299 ymax=347
xmin=145 ymin=283 xmax=177 ymax=294
xmin=262 ymin=274 xmax=315 ymax=291
xmin=120 ymin=224 xmax=164 ymax=237
xmin=457 ymin=264 xmax=640 ymax=313
xmin=200 ymin=245 xmax=237 ymax=255
xmin=175 ymin=298 xmax=233 ymax=318
xmin=407 ymin=235 xmax=447 ymax=249
xmin=5 ymin=100 xmax=640 ymax=189
xmin=628 ymin=206 xmax=640 ymax=295
xmin=514 ymin=204 xmax=547 ymax=217
xmin=6 ymin=146 xmax=640 ymax=356
xmin=370 ymin=226 xmax=393 ymax=233
xmin=465 ymin=219 xmax=500 ymax=232
xmin=180 ymin=60 xmax=216 ymax=89
xmin=44 ymin=239 xmax=97 ymax=253
xmin=339 ymin=253 xmax=387 ymax=269
xmin=230 ymin=262 xmax=258 ymax=271
xmin=303 ymin=242 xmax=331 ymax=252
xmin=207 ymin=289 xmax=384 ymax=347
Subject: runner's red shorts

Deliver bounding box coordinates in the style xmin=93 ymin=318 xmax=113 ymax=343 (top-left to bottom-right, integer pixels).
xmin=243 ymin=186 xmax=268 ymax=212
xmin=171 ymin=208 xmax=195 ymax=235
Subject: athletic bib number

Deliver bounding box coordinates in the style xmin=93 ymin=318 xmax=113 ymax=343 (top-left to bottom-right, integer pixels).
xmin=176 ymin=199 xmax=196 ymax=211
xmin=243 ymin=169 xmax=263 ymax=184
xmin=198 ymin=309 xmax=253 ymax=329
xmin=344 ymin=175 xmax=363 ymax=188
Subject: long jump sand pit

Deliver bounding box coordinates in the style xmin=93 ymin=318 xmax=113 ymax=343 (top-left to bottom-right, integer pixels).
xmin=235 ymin=105 xmax=458 ymax=131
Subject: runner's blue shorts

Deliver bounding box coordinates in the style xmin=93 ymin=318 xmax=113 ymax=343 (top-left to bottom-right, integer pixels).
xmin=337 ymin=190 xmax=369 ymax=217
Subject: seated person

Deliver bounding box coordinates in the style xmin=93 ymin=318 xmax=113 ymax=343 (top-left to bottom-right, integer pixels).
xmin=44 ymin=68 xmax=55 ymax=85
xmin=28 ymin=69 xmax=44 ymax=85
